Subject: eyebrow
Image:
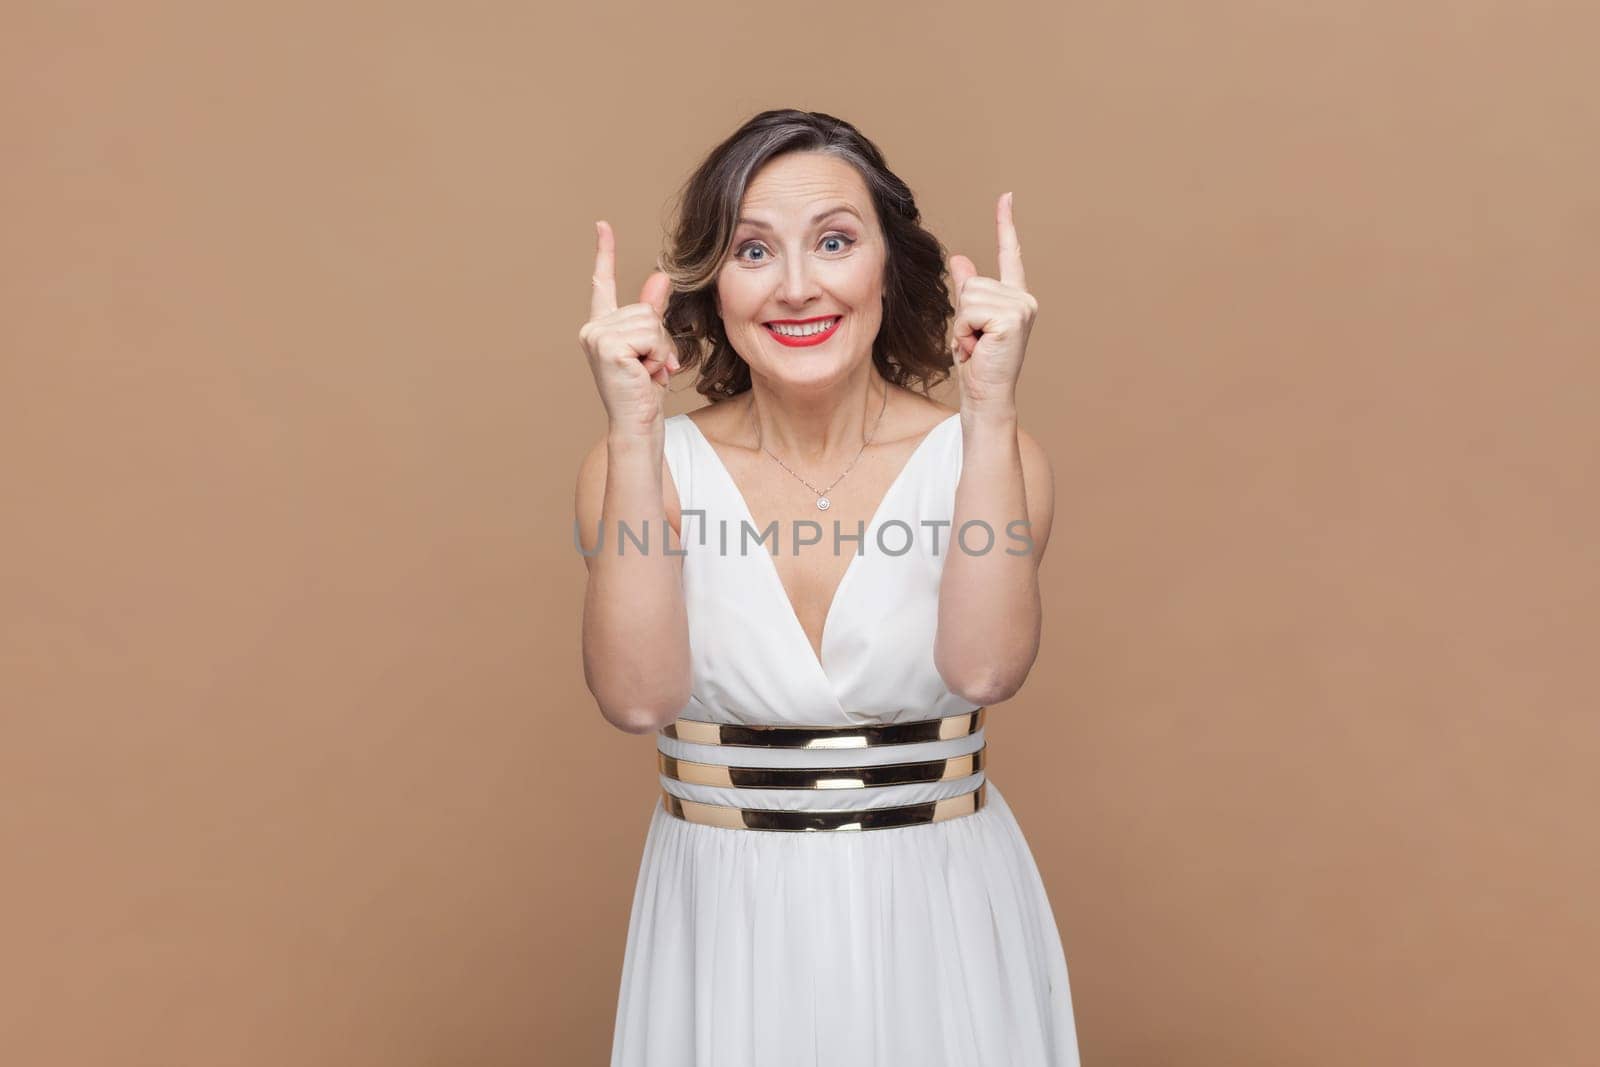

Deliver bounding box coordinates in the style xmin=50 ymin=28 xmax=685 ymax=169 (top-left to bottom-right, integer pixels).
xmin=735 ymin=205 xmax=863 ymax=230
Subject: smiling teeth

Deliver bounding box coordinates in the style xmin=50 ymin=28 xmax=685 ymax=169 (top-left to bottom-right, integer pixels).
xmin=769 ymin=317 xmax=839 ymax=337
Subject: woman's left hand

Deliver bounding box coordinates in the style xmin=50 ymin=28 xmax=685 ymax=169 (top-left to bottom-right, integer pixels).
xmin=948 ymin=191 xmax=1037 ymax=415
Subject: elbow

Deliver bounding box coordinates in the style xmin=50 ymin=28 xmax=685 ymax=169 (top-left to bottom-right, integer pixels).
xmin=943 ymin=669 xmax=1023 ymax=708
xmin=599 ymin=701 xmax=683 ymax=735
xmin=592 ymin=680 xmax=693 ymax=736
xmin=608 ymin=710 xmax=671 ymax=735
xmin=935 ymin=638 xmax=1038 ymax=708
xmin=584 ymin=654 xmax=691 ymax=736
xmin=936 ymin=645 xmax=1021 ymax=707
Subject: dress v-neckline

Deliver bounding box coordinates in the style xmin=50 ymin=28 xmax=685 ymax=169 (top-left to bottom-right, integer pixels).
xmin=680 ymin=411 xmax=958 ymax=690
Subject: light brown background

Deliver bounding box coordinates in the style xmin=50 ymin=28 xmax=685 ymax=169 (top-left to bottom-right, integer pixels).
xmin=3 ymin=1 xmax=1596 ymax=1064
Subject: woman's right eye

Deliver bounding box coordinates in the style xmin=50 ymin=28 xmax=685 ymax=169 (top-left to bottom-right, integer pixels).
xmin=734 ymin=242 xmax=768 ymax=263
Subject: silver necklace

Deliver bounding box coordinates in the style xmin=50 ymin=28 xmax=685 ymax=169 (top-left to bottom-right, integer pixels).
xmin=751 ymin=381 xmax=889 ymax=511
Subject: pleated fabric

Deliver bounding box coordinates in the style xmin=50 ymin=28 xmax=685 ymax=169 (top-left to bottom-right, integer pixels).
xmin=611 ymin=779 xmax=1080 ymax=1066
xmin=608 ymin=411 xmax=1082 ymax=1065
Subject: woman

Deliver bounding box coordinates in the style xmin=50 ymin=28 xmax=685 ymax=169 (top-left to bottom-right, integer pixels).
xmin=575 ymin=109 xmax=1082 ymax=1066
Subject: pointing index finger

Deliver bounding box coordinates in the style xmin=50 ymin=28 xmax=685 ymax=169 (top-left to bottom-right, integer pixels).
xmin=996 ymin=192 xmax=1026 ymax=292
xmin=590 ymin=220 xmax=619 ymax=320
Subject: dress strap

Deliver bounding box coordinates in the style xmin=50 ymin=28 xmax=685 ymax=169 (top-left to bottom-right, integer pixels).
xmin=662 ymin=413 xmax=695 ymax=513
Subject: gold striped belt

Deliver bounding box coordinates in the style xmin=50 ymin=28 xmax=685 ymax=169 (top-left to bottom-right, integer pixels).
xmin=657 ymin=708 xmax=987 ymax=832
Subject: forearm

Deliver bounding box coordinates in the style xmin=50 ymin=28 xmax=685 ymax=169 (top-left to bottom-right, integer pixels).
xmin=582 ymin=426 xmax=692 ymax=732
xmin=934 ymin=407 xmax=1042 ymax=704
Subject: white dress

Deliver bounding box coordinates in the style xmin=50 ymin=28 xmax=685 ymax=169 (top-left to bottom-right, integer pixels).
xmin=609 ymin=410 xmax=1083 ymax=1067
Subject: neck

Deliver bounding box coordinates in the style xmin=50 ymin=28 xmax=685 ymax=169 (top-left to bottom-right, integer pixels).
xmin=744 ymin=366 xmax=890 ymax=463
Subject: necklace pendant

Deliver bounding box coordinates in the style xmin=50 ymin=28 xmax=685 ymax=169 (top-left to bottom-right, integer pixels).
xmin=816 ymin=496 xmax=831 ymax=511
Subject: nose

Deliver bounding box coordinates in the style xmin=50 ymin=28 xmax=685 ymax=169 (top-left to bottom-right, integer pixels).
xmin=776 ymin=255 xmax=820 ymax=308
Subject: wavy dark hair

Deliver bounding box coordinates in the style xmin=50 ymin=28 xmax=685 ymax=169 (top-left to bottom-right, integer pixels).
xmin=657 ymin=109 xmax=955 ymax=402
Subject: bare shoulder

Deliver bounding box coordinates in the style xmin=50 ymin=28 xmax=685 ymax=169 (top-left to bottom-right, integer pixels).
xmin=893 ymin=389 xmax=960 ymax=441
xmin=573 ymin=428 xmax=682 ymax=572
xmin=682 ymin=403 xmax=725 ymax=443
xmin=921 ymin=398 xmax=962 ymax=425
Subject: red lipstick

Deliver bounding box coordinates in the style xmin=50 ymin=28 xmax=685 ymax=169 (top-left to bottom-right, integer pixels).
xmin=763 ymin=315 xmax=843 ymax=348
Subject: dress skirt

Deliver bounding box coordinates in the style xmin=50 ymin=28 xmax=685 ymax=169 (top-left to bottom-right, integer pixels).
xmin=609 ymin=774 xmax=1082 ymax=1066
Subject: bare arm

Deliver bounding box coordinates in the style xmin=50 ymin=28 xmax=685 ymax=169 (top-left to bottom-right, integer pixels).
xmin=935 ymin=191 xmax=1054 ymax=705
xmin=574 ymin=217 xmax=693 ymax=734
xmin=574 ymin=426 xmax=692 ymax=733
xmin=933 ymin=409 xmax=1056 ymax=705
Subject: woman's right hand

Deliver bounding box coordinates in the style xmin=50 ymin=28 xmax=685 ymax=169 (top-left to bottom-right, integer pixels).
xmin=578 ymin=220 xmax=682 ymax=436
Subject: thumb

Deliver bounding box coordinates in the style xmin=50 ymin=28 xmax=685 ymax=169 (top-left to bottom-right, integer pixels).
xmin=639 ymin=270 xmax=672 ymax=318
xmin=948 ymin=253 xmax=977 ymax=299
xmin=947 ymin=253 xmax=979 ymax=363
